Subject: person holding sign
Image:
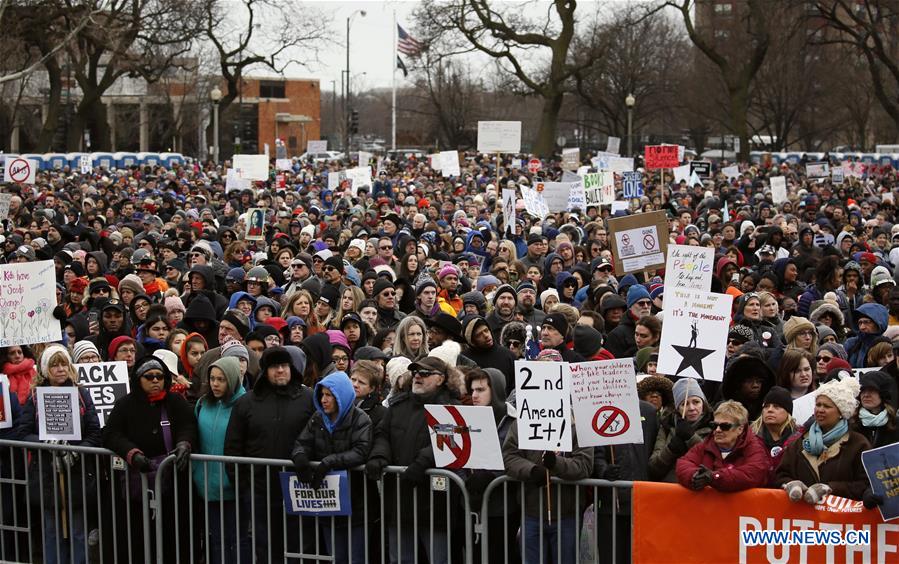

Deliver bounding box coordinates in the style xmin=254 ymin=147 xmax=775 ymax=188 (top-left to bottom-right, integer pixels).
xmin=18 ymin=345 xmax=101 ymax=564
xmin=649 ymin=379 xmax=713 ymax=483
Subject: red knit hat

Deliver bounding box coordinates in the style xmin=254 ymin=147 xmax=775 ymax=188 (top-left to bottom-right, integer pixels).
xmin=108 ymin=335 xmax=135 ymax=359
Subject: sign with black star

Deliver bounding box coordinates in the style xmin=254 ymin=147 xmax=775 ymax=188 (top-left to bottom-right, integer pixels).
xmin=657 ymin=288 xmax=734 ymax=382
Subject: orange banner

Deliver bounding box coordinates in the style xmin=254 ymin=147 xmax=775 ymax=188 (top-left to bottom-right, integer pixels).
xmin=632 ymin=482 xmax=899 ymax=564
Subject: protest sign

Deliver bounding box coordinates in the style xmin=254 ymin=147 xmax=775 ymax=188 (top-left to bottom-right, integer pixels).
xmin=606 ymin=136 xmax=621 ymax=155
xmin=306 ymin=140 xmax=327 ymax=153
xmin=225 ymin=169 xmax=251 ymax=192
xmin=439 ymin=150 xmax=461 ymax=177
xmin=3 ymin=158 xmax=37 ymax=184
xmin=428 ymin=154 xmax=441 ymax=170
xmin=657 ymin=288 xmax=733 ymax=382
xmin=79 ymin=155 xmax=91 ymax=174
xmin=791 ymin=390 xmax=816 ymax=429
xmin=264 ymin=143 xmax=270 ymax=158
xmin=345 ymin=166 xmax=372 ymax=196
xmin=561 ymin=147 xmax=580 ymax=171
xmin=358 ymin=150 xmax=373 ymax=165
xmin=690 ymin=160 xmax=711 ymax=178
xmin=608 ymin=157 xmax=634 ymax=174
xmin=622 ymin=171 xmax=643 ymax=199
xmin=770 ymin=176 xmax=788 ymax=204
xmin=245 ymin=208 xmax=265 ymax=241
xmin=477 ymin=121 xmax=522 ymax=153
xmin=590 ymin=151 xmax=619 ymax=170
xmin=664 ymin=244 xmax=714 ymax=291
xmin=232 ymin=154 xmax=268 ymax=181
xmin=644 ymin=145 xmax=679 ymax=168
xmin=521 ymin=186 xmax=548 ymax=220
xmin=0 ymin=375 xmax=12 ymax=429
xmin=0 ymin=193 xmax=11 ymax=221
xmin=275 ymin=159 xmax=293 ymax=171
xmin=279 ymin=470 xmax=351 ymax=517
xmin=36 ymin=387 xmax=81 ymax=441
xmin=515 ymin=360 xmax=572 ymax=452
xmin=673 ymin=164 xmax=691 ymax=184
xmin=606 ymin=211 xmax=668 ymax=274
xmin=425 ymin=405 xmax=504 ymax=470
xmin=611 ymin=201 xmax=629 ymax=214
xmin=502 ymin=188 xmax=516 ymax=236
xmin=633 ymin=482 xmax=888 ymax=564
xmin=722 ymin=165 xmax=740 ymax=180
xmin=537 ymin=182 xmax=575 ymax=212
xmin=583 ymin=172 xmax=615 ymax=207
xmin=76 ymin=361 xmax=130 ymax=427
xmin=0 ymin=260 xmax=60 ymax=347
xmin=862 ymin=443 xmax=899 ymax=521
xmin=806 ymin=161 xmax=830 ymax=179
xmin=832 ymin=165 xmax=845 ymax=184
xmin=565 ymin=176 xmax=586 ymax=211
xmin=569 ymin=359 xmax=643 ymax=447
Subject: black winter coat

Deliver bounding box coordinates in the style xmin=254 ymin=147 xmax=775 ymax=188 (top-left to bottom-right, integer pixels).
xmin=103 ymin=388 xmax=197 ymax=460
xmin=604 ymin=314 xmax=637 ymax=359
xmin=355 ymin=392 xmax=386 ymax=430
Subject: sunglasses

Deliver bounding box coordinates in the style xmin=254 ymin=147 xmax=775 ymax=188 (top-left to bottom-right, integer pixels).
xmin=506 ymin=340 xmax=522 ymax=348
xmin=816 ymin=355 xmax=833 ymax=363
xmin=635 ymin=300 xmax=652 ymax=307
xmin=412 ymin=370 xmax=440 ymax=378
xmin=709 ymin=421 xmax=737 ymax=431
xmin=381 ymin=291 xmax=396 ymax=297
xmin=141 ymin=372 xmax=164 ymax=381
xmin=380 ymin=245 xmax=393 ymax=250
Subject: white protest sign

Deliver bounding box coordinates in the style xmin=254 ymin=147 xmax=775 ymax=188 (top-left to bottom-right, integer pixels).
xmin=537 ymin=182 xmax=575 ymax=212
xmin=583 ymin=172 xmax=615 ymax=207
xmin=0 ymin=193 xmax=11 ymax=221
xmin=608 ymin=157 xmax=634 ymax=174
xmin=614 ymin=225 xmax=664 ymax=272
xmin=0 ymin=260 xmax=60 ymax=347
xmin=0 ymin=375 xmax=12 ymax=429
xmin=665 ymin=244 xmax=715 ymax=291
xmin=327 ymin=170 xmax=343 ymax=191
xmin=606 ymin=136 xmax=621 ymax=155
xmin=36 ymin=387 xmax=81 ymax=441
xmin=722 ymin=165 xmax=740 ymax=180
xmin=263 ymin=143 xmax=270 ymax=158
xmin=562 ymin=147 xmax=580 ymax=171
xmin=561 ymin=171 xmax=586 ymax=211
xmin=425 ymin=405 xmax=504 ymax=470
xmin=832 ymin=166 xmax=845 ymax=184
xmin=279 ymin=470 xmax=350 ymax=516
xmin=245 ymin=207 xmax=266 ymax=241
xmin=806 ymin=162 xmax=830 ymax=179
xmin=657 ymin=288 xmax=733 ymax=382
xmin=76 ymin=361 xmax=130 ymax=427
xmin=358 ymin=151 xmax=373 ymax=165
xmin=232 ymin=154 xmax=268 ymax=181
xmin=428 ymin=154 xmax=441 ymax=170
xmin=770 ymin=176 xmax=788 ymax=204
xmin=226 ymin=169 xmax=251 ymax=193
xmin=307 ymin=140 xmax=327 ymax=153
xmin=569 ymin=359 xmax=643 ymax=447
xmin=79 ymin=155 xmax=91 ymax=174
xmin=576 ymin=165 xmax=590 ymax=177
xmin=792 ymin=390 xmax=817 ymax=427
xmin=502 ymin=188 xmax=517 ymax=236
xmin=477 ymin=121 xmax=522 ymax=153
xmin=521 ymin=186 xmax=548 ymax=220
xmin=4 ymin=158 xmax=37 ymax=184
xmin=276 ymin=159 xmax=293 ymax=171
xmin=611 ymin=201 xmax=628 ymax=214
xmin=439 ymin=150 xmax=461 ymax=177
xmin=515 ymin=360 xmax=572 ymax=451
xmin=590 ymin=151 xmax=618 ymax=170
xmin=673 ymin=164 xmax=691 ymax=184
xmin=345 ymin=166 xmax=372 ymax=196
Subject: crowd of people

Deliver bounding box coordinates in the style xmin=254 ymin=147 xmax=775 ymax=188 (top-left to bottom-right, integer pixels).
xmin=0 ymin=149 xmax=897 ymax=563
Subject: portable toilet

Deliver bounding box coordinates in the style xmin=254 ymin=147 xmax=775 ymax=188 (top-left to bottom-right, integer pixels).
xmin=44 ymin=153 xmax=69 ymax=170
xmin=114 ymin=152 xmax=138 ymax=168
xmin=90 ymin=152 xmax=115 ymax=170
xmin=137 ymin=152 xmax=161 ymax=166
xmin=159 ymin=152 xmax=185 ymax=168
xmin=21 ymin=154 xmax=45 ymax=170
xmin=66 ymin=152 xmax=88 ymax=169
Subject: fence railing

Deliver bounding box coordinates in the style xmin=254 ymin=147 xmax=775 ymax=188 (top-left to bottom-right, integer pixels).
xmin=0 ymin=439 xmax=632 ymax=564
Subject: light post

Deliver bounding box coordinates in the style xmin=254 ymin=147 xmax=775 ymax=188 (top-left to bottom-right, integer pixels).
xmin=625 ymin=93 xmax=635 ymax=157
xmin=210 ymin=86 xmax=222 ymax=163
xmin=345 ymin=9 xmax=366 ymax=155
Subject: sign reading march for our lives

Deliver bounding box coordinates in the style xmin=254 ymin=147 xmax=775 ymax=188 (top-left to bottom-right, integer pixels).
xmin=664 ymin=244 xmax=714 ymax=291
xmin=862 ymin=443 xmax=899 ymax=521
xmin=569 ymin=360 xmax=643 ymax=447
xmin=515 ymin=360 xmax=572 ymax=452
xmin=425 ymin=405 xmax=504 ymax=470
xmin=0 ymin=261 xmax=60 ymax=347
xmin=657 ymin=288 xmax=733 ymax=382
xmin=76 ymin=361 xmax=130 ymax=427
xmin=279 ymin=470 xmax=351 ymax=517
xmin=36 ymin=387 xmax=81 ymax=441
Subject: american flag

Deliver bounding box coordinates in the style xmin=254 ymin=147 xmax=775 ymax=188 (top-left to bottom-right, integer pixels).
xmin=397 ymin=24 xmax=423 ymax=57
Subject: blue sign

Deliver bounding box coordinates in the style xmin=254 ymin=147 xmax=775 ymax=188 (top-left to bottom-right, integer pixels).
xmin=861 ymin=443 xmax=899 ymax=521
xmin=279 ymin=470 xmax=352 ymax=517
xmin=622 ymin=171 xmax=643 ymax=199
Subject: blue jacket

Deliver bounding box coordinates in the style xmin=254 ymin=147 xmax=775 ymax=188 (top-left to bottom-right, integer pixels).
xmin=845 ymin=303 xmax=889 ymax=368
xmin=193 ymin=357 xmax=246 ymax=501
xmin=313 ymin=372 xmax=356 ymax=434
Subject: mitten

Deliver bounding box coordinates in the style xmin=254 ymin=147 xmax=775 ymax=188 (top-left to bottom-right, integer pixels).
xmin=863 ymin=488 xmax=884 ymax=510
xmin=803 ymin=483 xmax=832 ymax=505
xmin=542 ymin=451 xmax=557 ymax=470
xmin=674 ymin=419 xmax=694 ymax=441
xmin=310 ymin=463 xmax=330 ymax=490
xmin=782 ymin=480 xmax=807 ymax=502
xmin=365 ymin=457 xmax=387 ymax=480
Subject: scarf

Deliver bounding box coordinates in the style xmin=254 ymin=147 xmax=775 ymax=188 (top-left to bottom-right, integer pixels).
xmin=859 ymin=407 xmax=889 ymax=428
xmin=802 ymin=419 xmax=849 ymax=456
xmin=147 ymin=390 xmax=167 ymax=403
xmin=143 ymin=279 xmax=161 ymax=297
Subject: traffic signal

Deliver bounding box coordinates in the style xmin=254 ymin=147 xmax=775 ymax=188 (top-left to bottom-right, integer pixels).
xmin=350 ymin=110 xmax=359 ymax=134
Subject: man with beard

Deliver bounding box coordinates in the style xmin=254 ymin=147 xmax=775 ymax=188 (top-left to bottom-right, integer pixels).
xmin=515 ymin=281 xmax=546 ymax=327
xmin=321 ymin=255 xmax=347 ymax=297
xmin=487 ymin=284 xmax=517 ymax=338
xmin=462 ymin=316 xmax=516 ymax=389
xmin=540 ymin=314 xmax=586 ymax=363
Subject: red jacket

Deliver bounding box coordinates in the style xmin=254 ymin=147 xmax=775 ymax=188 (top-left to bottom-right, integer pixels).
xmin=676 ymin=426 xmax=769 ymax=492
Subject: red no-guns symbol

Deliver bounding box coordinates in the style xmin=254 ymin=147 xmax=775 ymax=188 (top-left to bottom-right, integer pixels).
xmin=592 ymin=406 xmax=630 ymax=437
xmin=426 ymin=405 xmax=473 ymax=469
xmin=643 ymin=234 xmax=656 ymax=250
xmin=621 ymin=234 xmax=630 ymax=246
xmin=8 ymin=158 xmax=31 ymax=183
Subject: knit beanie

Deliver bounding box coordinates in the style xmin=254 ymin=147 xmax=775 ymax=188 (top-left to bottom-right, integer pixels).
xmin=728 ymin=325 xmax=755 ymax=344
xmin=72 ymin=341 xmax=100 ymax=364
xmin=816 ymin=376 xmax=861 ymax=420
xmin=635 ymin=347 xmax=658 ymax=372
xmin=672 ymin=377 xmax=707 ymax=410
xmin=816 ymin=325 xmax=837 ymax=345
xmin=107 ymin=335 xmax=135 ymax=360
xmin=492 ymin=284 xmax=517 ymax=306
xmin=573 ymin=325 xmax=603 ymax=358
xmin=221 ymin=339 xmax=250 ymax=362
xmin=222 ymin=309 xmax=251 ymax=338
xmin=626 ymin=284 xmax=651 ymax=309
xmin=539 ymin=288 xmax=559 ymax=305
xmin=783 ymin=316 xmax=815 ymax=344
xmin=762 ymin=386 xmax=793 ymax=414
xmin=859 ymin=371 xmax=892 ymax=404
xmin=118 ymin=274 xmax=144 ymax=296
xmin=386 ymin=356 xmax=412 ymax=387
xmin=415 ymin=276 xmax=437 ymax=296
xmin=372 ymin=279 xmax=395 ymax=298
xmin=536 ymin=349 xmax=563 ymax=362
xmin=40 ymin=344 xmax=72 ymax=377
xmin=438 ymin=264 xmax=459 ymax=280
xmin=165 ymin=296 xmax=186 ymax=314
xmin=818 ymin=342 xmax=847 ymax=361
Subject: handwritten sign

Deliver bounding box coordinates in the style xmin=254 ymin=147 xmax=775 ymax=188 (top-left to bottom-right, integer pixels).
xmin=225 ymin=169 xmax=251 ymax=193
xmin=76 ymin=361 xmax=130 ymax=427
xmin=657 ymin=288 xmax=733 ymax=382
xmin=561 ymin=147 xmax=580 ymax=171
xmin=345 ymin=166 xmax=372 ymax=196
xmin=3 ymin=158 xmax=37 ymax=184
xmin=622 ymin=171 xmax=643 ymax=199
xmin=644 ymin=145 xmax=680 ymax=169
xmin=0 ymin=193 xmax=11 ymax=221
xmin=537 ymin=182 xmax=576 ymax=212
xmin=279 ymin=470 xmax=351 ymax=516
xmin=606 ymin=136 xmax=621 ymax=155
xmin=477 ymin=121 xmax=522 ymax=153
xmin=806 ymin=162 xmax=830 ymax=179
xmin=770 ymin=176 xmax=788 ymax=204
xmin=36 ymin=387 xmax=81 ymax=441
xmin=439 ymin=150 xmax=461 ymax=177
xmin=521 ymin=186 xmax=548 ymax=220
xmin=232 ymin=154 xmax=268 ymax=181
xmin=583 ymin=172 xmax=615 ymax=207
xmin=665 ymin=245 xmax=714 ymax=291
xmin=569 ymin=359 xmax=643 ymax=447
xmin=306 ymin=140 xmax=327 ymax=153
xmin=425 ymin=405 xmax=503 ymax=470
xmin=515 ymin=360 xmax=572 ymax=452
xmin=0 ymin=260 xmax=60 ymax=347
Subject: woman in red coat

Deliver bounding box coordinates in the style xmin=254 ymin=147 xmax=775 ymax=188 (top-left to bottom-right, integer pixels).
xmin=676 ymin=400 xmax=770 ymax=492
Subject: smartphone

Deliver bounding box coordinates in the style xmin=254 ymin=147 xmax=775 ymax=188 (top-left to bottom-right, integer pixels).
xmin=87 ymin=310 xmax=99 ymax=325
xmin=731 ymin=273 xmax=740 ymax=282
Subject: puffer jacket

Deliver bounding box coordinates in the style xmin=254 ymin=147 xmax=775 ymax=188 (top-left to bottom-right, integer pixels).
xmin=675 ymin=426 xmax=769 ymax=491
xmin=845 ymin=303 xmax=889 ymax=367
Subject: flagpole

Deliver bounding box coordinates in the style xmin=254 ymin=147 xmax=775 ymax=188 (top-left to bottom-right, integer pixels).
xmin=392 ymin=10 xmax=397 ymax=151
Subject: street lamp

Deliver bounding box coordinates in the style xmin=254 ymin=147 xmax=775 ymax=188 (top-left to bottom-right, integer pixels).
xmin=210 ymin=86 xmax=222 ymax=163
xmin=625 ymin=93 xmax=635 ymax=157
xmin=345 ymin=9 xmax=367 ymax=155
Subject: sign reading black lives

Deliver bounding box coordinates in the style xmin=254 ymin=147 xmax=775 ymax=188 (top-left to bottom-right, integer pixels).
xmin=76 ymin=361 xmax=130 ymax=427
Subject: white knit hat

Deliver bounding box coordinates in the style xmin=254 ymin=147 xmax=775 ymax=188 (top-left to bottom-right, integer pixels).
xmin=385 ymin=356 xmax=412 ymax=387
xmin=40 ymin=344 xmax=72 ymax=377
xmin=71 ymin=341 xmax=100 ymax=364
xmin=816 ymin=376 xmax=861 ymax=420
xmin=429 ymin=341 xmax=461 ymax=368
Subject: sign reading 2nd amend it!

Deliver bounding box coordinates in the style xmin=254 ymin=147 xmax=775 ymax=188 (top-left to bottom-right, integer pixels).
xmin=515 ymin=360 xmax=572 ymax=452
xmin=643 ymin=145 xmax=680 ymax=169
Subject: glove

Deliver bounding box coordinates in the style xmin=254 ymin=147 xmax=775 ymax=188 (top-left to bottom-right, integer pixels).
xmin=400 ymin=463 xmax=427 ymax=487
xmin=667 ymin=434 xmax=688 ymax=456
xmin=863 ymin=488 xmax=884 ymax=510
xmin=782 ymin=480 xmax=807 ymax=502
xmin=293 ymin=459 xmax=313 ymax=484
xmin=603 ymin=464 xmax=622 ymax=481
xmin=542 ymin=451 xmax=557 ymax=470
xmin=174 ymin=441 xmax=191 ymax=472
xmin=803 ymin=483 xmax=832 ymax=505
xmin=690 ymin=467 xmax=713 ymax=491
xmin=465 ymin=471 xmax=496 ymax=497
xmin=528 ymin=464 xmax=549 ymax=487
xmin=310 ymin=463 xmax=330 ymax=491
xmin=131 ymin=453 xmax=152 ymax=473
xmin=365 ymin=457 xmax=387 ymax=480
xmin=674 ymin=419 xmax=694 ymax=441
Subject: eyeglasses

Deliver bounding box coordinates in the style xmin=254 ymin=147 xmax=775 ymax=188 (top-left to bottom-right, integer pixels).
xmin=134 ymin=302 xmax=149 ymax=311
xmin=117 ymin=347 xmax=136 ymax=355
xmin=264 ymin=335 xmax=281 ymax=345
xmin=412 ymin=370 xmax=440 ymax=378
xmin=141 ymin=372 xmax=164 ymax=381
xmin=333 ymin=355 xmax=349 ymax=363
xmin=709 ymin=421 xmax=737 ymax=431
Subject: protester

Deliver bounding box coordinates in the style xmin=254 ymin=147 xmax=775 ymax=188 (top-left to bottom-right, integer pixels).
xmin=649 ymin=378 xmax=712 ymax=482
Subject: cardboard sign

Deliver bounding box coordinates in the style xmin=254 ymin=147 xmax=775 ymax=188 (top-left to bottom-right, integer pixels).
xmin=439 ymin=150 xmax=461 ymax=177
xmin=477 ymin=121 xmax=522 ymax=153
xmin=0 ymin=375 xmax=12 ymax=429
xmin=502 ymin=188 xmax=516 ymax=236
xmin=279 ymin=470 xmax=351 ymax=516
xmin=606 ymin=136 xmax=621 ymax=155
xmin=644 ymin=145 xmax=679 ymax=168
xmin=3 ymin=158 xmax=37 ymax=184
xmin=722 ymin=165 xmax=740 ymax=180
xmin=225 ymin=169 xmax=251 ymax=192
xmin=0 ymin=193 xmax=11 ymax=221
xmin=36 ymin=387 xmax=81 ymax=441
xmin=690 ymin=161 xmax=711 ymax=178
xmin=569 ymin=359 xmax=643 ymax=447
xmin=521 ymin=186 xmax=548 ymax=220
xmin=561 ymin=147 xmax=580 ymax=171
xmin=425 ymin=405 xmax=504 ymax=470
xmin=806 ymin=162 xmax=830 ymax=179
xmin=657 ymin=288 xmax=733 ymax=382
xmin=232 ymin=154 xmax=268 ymax=181
xmin=664 ymin=244 xmax=714 ymax=291
xmin=245 ymin=207 xmax=266 ymax=241
xmin=607 ymin=211 xmax=668 ymax=274
xmin=770 ymin=176 xmax=788 ymax=204
xmin=515 ymin=360 xmax=572 ymax=452
xmin=862 ymin=442 xmax=899 ymax=521
xmin=307 ymin=140 xmax=327 ymax=153
xmin=76 ymin=361 xmax=130 ymax=427
xmin=0 ymin=260 xmax=60 ymax=347
xmin=622 ymin=171 xmax=643 ymax=199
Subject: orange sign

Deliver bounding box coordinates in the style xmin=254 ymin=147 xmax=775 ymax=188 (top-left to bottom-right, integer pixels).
xmin=632 ymin=482 xmax=898 ymax=564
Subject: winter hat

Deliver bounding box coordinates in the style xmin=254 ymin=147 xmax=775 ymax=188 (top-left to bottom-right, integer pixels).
xmin=372 ymin=279 xmax=395 ymax=298
xmin=134 ymin=358 xmax=169 ymax=382
xmin=859 ymin=371 xmax=893 ymax=403
xmin=673 ymin=377 xmax=707 ymax=410
xmin=536 ymin=349 xmax=563 ymax=362
xmin=492 ymin=284 xmax=517 ymax=306
xmin=637 ymin=375 xmax=674 ymax=407
xmin=428 ymin=340 xmax=462 ymax=367
xmin=226 ymin=267 xmax=246 ymax=283
xmin=107 ymin=335 xmax=135 ymax=359
xmin=354 ymin=346 xmax=389 ymax=362
xmin=728 ymin=325 xmax=755 ymax=344
xmin=326 ymin=329 xmax=351 ymax=352
xmin=818 ymin=342 xmax=847 ymax=361
xmin=762 ymin=386 xmax=793 ymax=414
xmin=816 ymin=376 xmax=861 ymax=420
xmin=823 ymin=357 xmax=852 ymax=376
xmin=437 ymin=264 xmax=460 ymax=280
xmin=324 ymin=255 xmax=344 ymax=274
xmin=600 ymin=294 xmax=627 ymax=314
xmin=783 ymin=316 xmax=815 ymax=343
xmin=573 ymin=325 xmax=603 ymax=358
xmin=871 ymin=265 xmax=895 ymax=289
xmin=816 ymin=325 xmax=837 ymax=345
xmin=259 ymin=346 xmax=297 ymax=380
xmin=649 ymin=284 xmax=664 ymax=301
xmin=516 ymin=280 xmax=537 ymax=294
xmin=477 ymin=275 xmax=502 ymax=293
xmin=118 ymin=274 xmax=144 ymax=296
xmin=165 ymin=296 xmax=186 ymax=314
xmin=152 ymin=349 xmax=180 ymax=376
xmin=415 ymin=276 xmax=437 ymax=296
xmin=222 ymin=309 xmax=251 ymax=338
xmin=386 ymin=356 xmax=412 ymax=387
xmin=635 ymin=347 xmax=658 ymax=372
xmin=461 ymin=291 xmax=487 ymax=310
xmin=40 ymin=344 xmax=72 ymax=377
xmin=539 ymin=288 xmax=559 ymax=305
xmin=318 ymin=285 xmax=340 ymax=308
xmin=542 ymin=313 xmax=570 ymax=338
xmin=626 ymin=284 xmax=651 ymax=309
xmin=72 ymin=341 xmax=100 ymax=364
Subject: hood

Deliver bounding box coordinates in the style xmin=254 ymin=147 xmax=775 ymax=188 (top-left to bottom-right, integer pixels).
xmin=715 ymin=256 xmax=736 ymax=279
xmin=301 ymin=332 xmax=333 ymax=369
xmin=855 ymin=303 xmax=889 ymax=332
xmin=542 ymin=252 xmax=562 ymax=275
xmin=464 ymin=230 xmax=487 ymax=256
xmin=483 ymin=368 xmax=507 ymax=423
xmin=284 ymin=345 xmax=308 ymax=375
xmin=86 ymin=251 xmax=108 ymax=274
xmin=228 ymin=291 xmax=257 ymax=310
xmin=67 ymin=315 xmax=91 ymax=340
xmin=313 ymin=371 xmax=356 ymax=434
xmin=722 ymin=353 xmax=775 ymax=402
xmin=189 ymin=264 xmax=216 ymax=289
xmin=183 ymin=293 xmax=217 ymax=323
xmin=253 ymin=296 xmax=281 ymax=319
xmin=209 ymin=356 xmax=246 ymax=406
xmin=772 ymin=257 xmax=792 ymax=281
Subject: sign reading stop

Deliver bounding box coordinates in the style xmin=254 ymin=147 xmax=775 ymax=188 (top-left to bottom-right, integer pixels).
xmin=527 ymin=158 xmax=541 ymax=174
